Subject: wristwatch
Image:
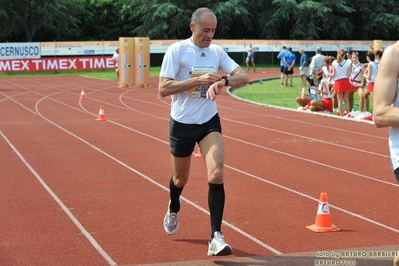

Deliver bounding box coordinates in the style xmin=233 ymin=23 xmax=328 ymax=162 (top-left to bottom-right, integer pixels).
xmin=221 ymin=76 xmax=229 ymax=86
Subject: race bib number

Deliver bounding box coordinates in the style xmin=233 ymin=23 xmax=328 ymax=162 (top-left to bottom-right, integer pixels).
xmin=189 ymin=65 xmax=216 ymax=98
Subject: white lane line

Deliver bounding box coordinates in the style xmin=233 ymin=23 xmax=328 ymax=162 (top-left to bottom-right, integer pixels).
xmin=218 ymin=103 xmax=384 ymax=139
xmin=1 ymin=79 xmax=87 ymax=114
xmin=36 ymin=100 xmax=399 ymax=256
xmin=34 ymin=97 xmax=283 ymax=255
xmin=11 ymin=77 xmax=397 ymax=256
xmin=0 ymin=131 xmax=117 ymax=266
xmin=0 ymin=90 xmax=37 ymax=115
xmin=223 ymin=117 xmax=389 ymax=158
xmin=224 ymin=135 xmax=398 ymax=188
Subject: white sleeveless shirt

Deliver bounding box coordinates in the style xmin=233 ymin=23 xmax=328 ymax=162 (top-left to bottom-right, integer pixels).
xmin=366 ymin=61 xmax=379 ymax=83
xmin=350 ymin=62 xmax=363 ymax=84
xmin=333 ymin=59 xmax=350 ymax=80
xmin=319 ymin=79 xmax=331 ymax=99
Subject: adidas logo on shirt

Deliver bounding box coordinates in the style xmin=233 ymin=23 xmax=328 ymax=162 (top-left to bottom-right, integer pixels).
xmin=201 ymin=53 xmax=206 ymax=57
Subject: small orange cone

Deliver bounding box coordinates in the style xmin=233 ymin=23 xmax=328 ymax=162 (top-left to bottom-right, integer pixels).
xmin=80 ymin=88 xmax=86 ymax=99
xmin=194 ymin=146 xmax=202 ymax=158
xmin=306 ymin=192 xmax=340 ymax=232
xmin=96 ymin=105 xmax=107 ymax=121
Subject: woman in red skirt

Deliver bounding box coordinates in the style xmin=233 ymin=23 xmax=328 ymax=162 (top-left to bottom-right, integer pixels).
xmin=331 ymin=49 xmax=352 ymax=116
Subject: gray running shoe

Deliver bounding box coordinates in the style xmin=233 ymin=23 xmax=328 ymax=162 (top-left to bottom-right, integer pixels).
xmin=207 ymin=231 xmax=233 ymax=256
xmin=163 ymin=201 xmax=179 ymax=235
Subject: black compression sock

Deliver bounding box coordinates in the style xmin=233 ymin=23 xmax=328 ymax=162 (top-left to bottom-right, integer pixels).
xmin=169 ymin=176 xmax=183 ymax=213
xmin=208 ymin=182 xmax=225 ymax=239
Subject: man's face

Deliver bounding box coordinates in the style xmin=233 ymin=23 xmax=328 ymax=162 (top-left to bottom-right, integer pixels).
xmin=190 ymin=13 xmax=217 ymax=48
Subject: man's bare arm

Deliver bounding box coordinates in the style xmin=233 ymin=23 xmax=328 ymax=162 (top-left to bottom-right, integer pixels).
xmin=373 ymin=42 xmax=399 ymax=128
xmin=159 ymin=66 xmax=248 ymax=98
xmin=158 ymin=72 xmax=222 ymax=97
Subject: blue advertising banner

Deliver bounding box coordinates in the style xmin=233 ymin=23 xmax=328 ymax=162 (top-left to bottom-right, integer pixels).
xmin=0 ymin=42 xmax=41 ymax=59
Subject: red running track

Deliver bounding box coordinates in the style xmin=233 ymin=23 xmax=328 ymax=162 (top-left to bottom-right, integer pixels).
xmin=0 ymin=69 xmax=398 ymax=266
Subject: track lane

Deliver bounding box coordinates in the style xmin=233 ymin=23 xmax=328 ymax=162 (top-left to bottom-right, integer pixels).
xmin=1 ymin=73 xmax=398 ymax=263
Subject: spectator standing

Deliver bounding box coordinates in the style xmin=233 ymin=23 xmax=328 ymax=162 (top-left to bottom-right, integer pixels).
xmin=282 ymin=47 xmax=296 ymax=87
xmin=345 ymin=50 xmax=355 ymax=111
xmin=309 ymin=47 xmax=325 ymax=85
xmin=331 ymin=49 xmax=352 ymax=116
xmin=323 ymin=56 xmax=337 ymax=111
xmin=245 ymin=42 xmax=256 ymax=72
xmin=299 ymin=49 xmax=308 ymax=87
xmin=363 ymin=51 xmax=379 ymax=112
xmin=348 ymin=51 xmax=364 ymax=112
xmin=277 ymin=46 xmax=287 ymax=85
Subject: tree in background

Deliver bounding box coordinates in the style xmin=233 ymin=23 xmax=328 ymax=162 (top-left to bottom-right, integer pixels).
xmin=261 ymin=0 xmax=355 ymax=40
xmin=0 ymin=0 xmax=84 ymax=42
xmin=118 ymin=0 xmax=252 ymax=40
xmin=346 ymin=0 xmax=399 ymax=40
xmin=75 ymin=0 xmax=135 ymax=41
xmin=0 ymin=0 xmax=398 ymax=42
xmin=121 ymin=0 xmax=193 ymax=39
xmin=262 ymin=0 xmax=399 ymax=40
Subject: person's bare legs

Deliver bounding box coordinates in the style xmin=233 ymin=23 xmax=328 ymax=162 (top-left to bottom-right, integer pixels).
xmin=296 ymin=97 xmax=308 ymax=108
xmin=364 ymin=91 xmax=370 ymax=112
xmin=171 ymin=157 xmax=191 ymax=188
xmin=283 ymin=74 xmax=288 ymax=86
xmin=343 ymin=92 xmax=350 ymax=114
xmin=310 ymin=100 xmax=324 ymax=111
xmin=199 ymin=132 xmax=232 ymax=255
xmin=251 ymin=59 xmax=256 ymax=72
xmin=349 ymin=91 xmax=354 ymax=111
xmin=357 ymin=88 xmax=364 ymax=112
xmin=199 ymin=132 xmax=225 ymax=183
xmin=301 ymin=75 xmax=306 ymax=87
xmin=337 ymin=92 xmax=344 ymax=116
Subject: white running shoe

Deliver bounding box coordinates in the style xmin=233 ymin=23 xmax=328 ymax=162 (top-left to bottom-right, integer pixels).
xmin=207 ymin=231 xmax=233 ymax=256
xmin=163 ymin=201 xmax=179 ymax=235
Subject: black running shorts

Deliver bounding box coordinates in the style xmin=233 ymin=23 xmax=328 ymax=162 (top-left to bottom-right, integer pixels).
xmin=169 ymin=113 xmax=222 ymax=158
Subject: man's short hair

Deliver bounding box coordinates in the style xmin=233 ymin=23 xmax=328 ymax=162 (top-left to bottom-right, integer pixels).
xmin=191 ymin=7 xmax=214 ymax=24
xmin=282 ymin=46 xmax=286 ymax=49
xmin=316 ymin=47 xmax=322 ymax=53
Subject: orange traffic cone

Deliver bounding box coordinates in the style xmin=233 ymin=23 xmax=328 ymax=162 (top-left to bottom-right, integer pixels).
xmin=79 ymin=88 xmax=86 ymax=99
xmin=306 ymin=192 xmax=340 ymax=232
xmin=194 ymin=146 xmax=202 ymax=158
xmin=96 ymin=105 xmax=107 ymax=121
